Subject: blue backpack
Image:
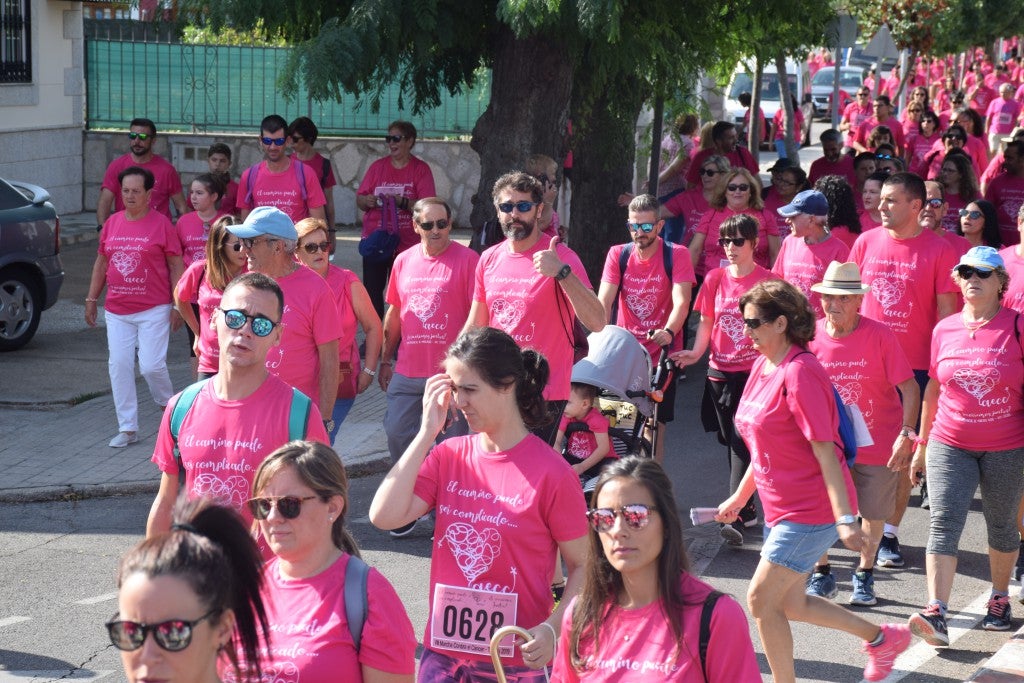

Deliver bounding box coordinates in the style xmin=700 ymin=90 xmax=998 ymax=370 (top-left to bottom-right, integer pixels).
xmin=785 ymin=351 xmax=858 ymax=467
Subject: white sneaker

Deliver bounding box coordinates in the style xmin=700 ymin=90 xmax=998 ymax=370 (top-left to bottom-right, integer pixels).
xmin=109 ymin=432 xmax=139 ymax=448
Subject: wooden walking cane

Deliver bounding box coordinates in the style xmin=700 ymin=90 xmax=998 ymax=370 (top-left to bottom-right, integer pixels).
xmin=489 ymin=625 xmax=547 ymax=683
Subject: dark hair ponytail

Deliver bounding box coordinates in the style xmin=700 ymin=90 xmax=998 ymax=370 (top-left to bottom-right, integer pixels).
xmin=517 ymin=349 xmax=550 ymax=429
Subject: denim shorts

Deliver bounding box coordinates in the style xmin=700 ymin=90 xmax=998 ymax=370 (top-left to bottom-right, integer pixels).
xmin=761 ymin=520 xmax=839 ymax=574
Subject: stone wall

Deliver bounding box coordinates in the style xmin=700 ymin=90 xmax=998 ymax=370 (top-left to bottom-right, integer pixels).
xmin=83 ymin=132 xmax=482 ymax=227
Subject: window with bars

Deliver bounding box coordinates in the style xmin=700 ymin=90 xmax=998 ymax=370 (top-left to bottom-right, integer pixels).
xmin=1 ymin=0 xmax=31 ymax=84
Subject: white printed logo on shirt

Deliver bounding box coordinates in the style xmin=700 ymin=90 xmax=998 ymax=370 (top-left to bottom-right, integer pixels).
xmin=718 ymin=314 xmax=746 ymax=344
xmin=1001 ymin=198 xmax=1024 ymax=221
xmin=625 ymin=293 xmax=656 ymax=320
xmin=490 ymin=298 xmax=526 ymax=330
xmin=191 ymin=473 xmax=250 ymax=508
xmin=443 ymin=522 xmax=502 ymax=584
xmin=408 ymin=293 xmax=442 ymax=322
xmin=836 ymin=381 xmax=863 ymax=406
xmin=111 ymin=250 xmax=141 ymax=277
xmin=951 ymin=367 xmax=1000 ymax=400
xmin=870 ymin=276 xmax=906 ymax=310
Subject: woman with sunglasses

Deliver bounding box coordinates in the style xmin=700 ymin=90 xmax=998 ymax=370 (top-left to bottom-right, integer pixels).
xmin=661 ymin=154 xmax=730 ymax=259
xmin=246 ymin=440 xmax=417 ymax=681
xmin=550 ymin=457 xmax=760 ymax=682
xmin=763 ymin=166 xmax=809 ymax=216
xmin=175 ymin=215 xmax=246 ymax=379
xmin=672 ymin=215 xmax=777 ymax=544
xmin=370 ymin=326 xmax=590 ymax=681
xmin=295 ymin=217 xmax=382 ymax=438
xmin=715 ymin=279 xmax=912 ymax=683
xmin=924 ymin=124 xmax=969 ymax=180
xmin=109 ymin=498 xmax=269 ymax=683
xmin=957 ymin=199 xmax=1003 ymax=249
xmin=908 ymin=247 xmax=1024 ymax=642
xmin=814 ymin=174 xmax=863 ymax=250
xmin=938 ymin=149 xmax=981 ymax=233
xmin=356 ymin=120 xmax=436 ymax=319
xmin=950 ymin=107 xmax=990 ymax=174
xmin=690 ymin=168 xmax=781 ymax=278
xmin=906 ymin=110 xmax=942 ymax=177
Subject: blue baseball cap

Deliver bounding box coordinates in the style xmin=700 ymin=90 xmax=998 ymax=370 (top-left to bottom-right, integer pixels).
xmin=228 ymin=206 xmax=297 ymax=240
xmin=956 ymin=246 xmax=1003 ymax=272
xmin=778 ymin=190 xmax=829 ymax=218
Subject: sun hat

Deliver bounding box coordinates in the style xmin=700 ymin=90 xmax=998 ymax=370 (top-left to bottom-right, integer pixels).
xmin=955 ymin=246 xmax=1003 ymax=272
xmin=227 ymin=206 xmax=298 ymax=240
xmin=810 ymin=261 xmax=871 ymax=295
xmin=1001 ymin=126 xmax=1024 ymax=144
xmin=778 ymin=189 xmax=829 ymax=218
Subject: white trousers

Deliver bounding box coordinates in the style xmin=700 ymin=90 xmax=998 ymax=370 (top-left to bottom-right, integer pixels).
xmin=105 ymin=304 xmax=174 ymax=432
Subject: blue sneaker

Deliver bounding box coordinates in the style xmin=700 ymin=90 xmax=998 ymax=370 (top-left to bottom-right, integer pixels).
xmin=850 ymin=570 xmax=877 ymax=606
xmin=806 ymin=570 xmax=838 ymax=600
xmin=981 ymin=594 xmax=1012 ymax=631
xmin=876 ymin=534 xmax=905 ymax=568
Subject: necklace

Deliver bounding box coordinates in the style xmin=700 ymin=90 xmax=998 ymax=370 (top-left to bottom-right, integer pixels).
xmin=962 ymin=311 xmax=997 ymax=339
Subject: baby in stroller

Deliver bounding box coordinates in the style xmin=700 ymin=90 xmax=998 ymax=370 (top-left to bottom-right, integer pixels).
xmin=554 ymin=382 xmax=616 ymax=493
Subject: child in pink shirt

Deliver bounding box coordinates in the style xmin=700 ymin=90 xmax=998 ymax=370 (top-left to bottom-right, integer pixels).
xmin=554 ymin=383 xmax=613 ymax=484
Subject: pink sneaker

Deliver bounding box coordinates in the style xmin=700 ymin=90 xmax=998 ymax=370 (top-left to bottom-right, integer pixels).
xmin=863 ymin=623 xmax=911 ymax=681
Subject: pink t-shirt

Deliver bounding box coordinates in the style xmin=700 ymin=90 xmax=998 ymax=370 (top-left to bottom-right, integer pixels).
xmin=236 ymin=159 xmax=327 ymax=224
xmin=387 ymin=242 xmax=479 ymax=378
xmin=850 ymin=227 xmax=960 ymax=368
xmin=965 ymin=136 xmax=991 ymax=176
xmin=984 ymin=173 xmax=1024 ymax=246
xmin=771 ymin=234 xmax=851 ymax=317
xmin=297 ymin=151 xmax=338 ymax=189
xmin=245 ymin=554 xmax=416 ymax=680
xmin=558 ymin=407 xmax=610 ymax=464
xmin=357 ymin=155 xmax=436 ymax=252
xmin=186 ymin=179 xmax=239 ymax=217
xmin=101 ymin=154 xmax=183 ymax=219
xmin=601 ymin=240 xmax=696 ymax=356
xmin=907 ymin=132 xmax=942 ymax=177
xmin=854 ymin=117 xmax=907 ymax=156
xmin=663 ymin=189 xmax=709 ymax=246
xmin=980 ymin=153 xmax=1007 ymax=191
xmin=809 ymin=317 xmax=914 ymax=466
xmin=99 ymin=210 xmax=182 ymax=315
xmin=267 ymin=266 xmax=343 ymax=405
xmin=695 ymin=265 xmax=777 ymax=372
xmin=474 ymin=240 xmax=593 ymax=401
xmin=324 ymin=265 xmax=362 ymax=397
xmin=858 ymin=210 xmax=882 ymax=231
xmin=685 ymin=148 xmax=758 ymax=187
xmin=929 ymin=308 xmax=1024 ymax=451
xmin=986 ymin=98 xmax=1022 ymax=134
xmin=733 ymin=347 xmax=857 ymax=526
xmin=830 ymin=225 xmax=859 ymax=250
xmin=808 ymin=155 xmax=857 ymax=188
xmin=694 ymin=208 xmax=779 ymax=276
xmin=772 ymin=107 xmax=804 ymax=141
xmin=151 ymin=376 xmax=329 ymax=543
xmin=174 ymin=259 xmax=223 ymax=374
xmin=413 ymin=433 xmax=589 ymax=666
xmin=999 ymin=245 xmax=1024 ymax=313
xmin=939 ymin=194 xmax=968 ymax=234
xmin=842 ymin=102 xmax=874 ymax=147
xmin=551 ymin=574 xmax=760 ymax=683
xmin=175 ymin=211 xmax=227 ymax=267
xmin=970 ymin=84 xmax=998 ymax=116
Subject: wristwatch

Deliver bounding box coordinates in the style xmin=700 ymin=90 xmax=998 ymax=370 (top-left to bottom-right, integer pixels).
xmin=324 ymin=419 xmax=335 ymax=433
xmin=554 ymin=264 xmax=572 ymax=281
xmin=835 ymin=514 xmax=857 ymax=527
xmin=362 ymin=367 xmax=377 ymax=377
xmin=899 ymin=426 xmax=918 ymax=440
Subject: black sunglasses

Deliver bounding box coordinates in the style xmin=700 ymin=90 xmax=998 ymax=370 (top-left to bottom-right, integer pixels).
xmin=224 ymin=241 xmax=243 ymax=252
xmin=497 ymin=201 xmax=537 ymax=214
xmin=302 ymin=241 xmax=331 ymax=254
xmin=586 ymin=504 xmax=657 ymax=532
xmin=384 ymin=134 xmax=407 ymax=143
xmin=218 ymin=308 xmax=279 ymax=337
xmin=743 ymin=317 xmax=775 ymax=329
xmin=958 ymin=209 xmax=983 ymax=220
xmin=247 ymin=495 xmax=318 ymax=520
xmin=127 ymin=132 xmax=150 ymax=141
xmin=718 ymin=237 xmax=748 ymax=247
xmin=417 ymin=218 xmax=451 ymax=231
xmin=954 ymin=265 xmax=994 ymax=280
xmin=698 ymin=168 xmax=721 ymax=177
xmin=105 ymin=610 xmax=217 ymax=652
xmin=261 ymin=136 xmax=287 ymax=146
xmin=726 ymin=183 xmax=750 ymax=192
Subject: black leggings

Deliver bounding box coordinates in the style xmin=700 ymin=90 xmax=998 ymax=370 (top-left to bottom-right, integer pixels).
xmin=702 ymin=371 xmax=752 ymax=495
xmin=362 ymin=255 xmax=396 ymax=320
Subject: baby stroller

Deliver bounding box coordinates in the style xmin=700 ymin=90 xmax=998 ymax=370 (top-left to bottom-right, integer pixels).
xmin=568 ymin=325 xmax=674 ymax=492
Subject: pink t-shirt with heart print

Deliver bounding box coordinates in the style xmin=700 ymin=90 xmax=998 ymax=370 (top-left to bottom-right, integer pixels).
xmin=99 ymin=210 xmax=182 ymax=315
xmin=694 ymin=265 xmax=777 ymax=372
xmin=387 ymin=241 xmax=479 ymax=378
xmin=928 ymin=307 xmax=1024 ymax=451
xmin=771 ymin=234 xmax=851 ymax=318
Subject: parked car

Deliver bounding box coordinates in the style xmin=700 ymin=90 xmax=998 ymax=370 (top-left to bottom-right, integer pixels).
xmin=724 ymin=58 xmax=809 ymax=146
xmin=0 ymin=178 xmax=64 ymax=351
xmin=810 ymin=65 xmax=865 ymax=119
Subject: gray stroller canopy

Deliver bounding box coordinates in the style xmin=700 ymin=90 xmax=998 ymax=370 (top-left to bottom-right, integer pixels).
xmin=570 ymin=325 xmax=654 ymax=418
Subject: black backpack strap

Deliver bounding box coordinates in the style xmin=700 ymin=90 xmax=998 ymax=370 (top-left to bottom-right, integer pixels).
xmin=610 ymin=242 xmax=634 ymax=323
xmin=344 ymin=555 xmax=371 ymax=652
xmin=320 ymin=156 xmax=331 ymax=186
xmin=699 ymin=590 xmax=723 ymax=682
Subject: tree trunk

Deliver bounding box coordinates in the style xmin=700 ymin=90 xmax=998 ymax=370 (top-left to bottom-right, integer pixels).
xmin=469 ymin=26 xmax=574 ymax=228
xmin=749 ymin=58 xmax=764 ymax=159
xmin=774 ymin=52 xmax=799 ymax=161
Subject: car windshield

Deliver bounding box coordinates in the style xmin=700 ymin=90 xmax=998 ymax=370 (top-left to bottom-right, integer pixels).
xmin=812 ymin=69 xmax=863 ymax=89
xmin=730 ymin=72 xmax=798 ymax=102
xmin=0 ymin=180 xmax=28 ymax=210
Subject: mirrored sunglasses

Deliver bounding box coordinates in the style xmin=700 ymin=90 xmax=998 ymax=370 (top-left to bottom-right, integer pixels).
xmin=105 ymin=610 xmax=216 ymax=652
xmin=497 ymin=201 xmax=537 ymax=214
xmin=627 ymin=222 xmax=657 ymax=233
xmin=261 ymin=136 xmax=287 ymax=146
xmin=218 ymin=308 xmax=279 ymax=337
xmin=586 ymin=504 xmax=657 ymax=532
xmin=127 ymin=132 xmax=150 ymax=141
xmin=958 ymin=209 xmax=983 ymax=220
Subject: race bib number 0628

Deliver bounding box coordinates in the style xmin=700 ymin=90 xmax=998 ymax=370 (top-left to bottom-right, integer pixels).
xmin=431 ymin=584 xmax=519 ymax=657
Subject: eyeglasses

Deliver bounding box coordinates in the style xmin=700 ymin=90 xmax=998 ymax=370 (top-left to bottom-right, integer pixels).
xmin=743 ymin=317 xmax=775 ymax=329
xmin=217 ymin=308 xmax=279 ymax=337
xmin=857 ymin=92 xmax=869 ymax=97
xmin=908 ymin=109 xmax=923 ymax=114
xmin=954 ymin=265 xmax=995 ymax=280
xmin=875 ymin=154 xmax=894 ymax=160
xmin=290 ymin=135 xmax=304 ymax=143
xmin=224 ymin=241 xmax=243 ymax=252
xmin=302 ymin=241 xmax=331 ymax=254
xmin=417 ymin=218 xmax=451 ymax=231
xmin=261 ymin=136 xmax=287 ymax=146
xmin=698 ymin=168 xmax=721 ymax=177
xmin=240 ymin=237 xmax=279 ymax=249
xmin=247 ymin=495 xmax=319 ymax=520
xmin=384 ymin=134 xmax=407 ymax=143
xmin=586 ymin=504 xmax=657 ymax=532
xmin=497 ymin=201 xmax=537 ymax=214
xmin=726 ymin=184 xmax=750 ymax=193
xmin=627 ymin=222 xmax=657 ymax=233
xmin=127 ymin=132 xmax=150 ymax=141
xmin=943 ymin=136 xmax=965 ymax=143
xmin=718 ymin=237 xmax=748 ymax=247
xmin=925 ymin=198 xmax=945 ymax=208
xmin=959 ymin=209 xmax=983 ymax=220
xmin=105 ymin=610 xmax=217 ymax=652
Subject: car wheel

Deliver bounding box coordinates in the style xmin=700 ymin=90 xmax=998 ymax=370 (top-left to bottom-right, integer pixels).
xmin=0 ymin=267 xmax=42 ymax=351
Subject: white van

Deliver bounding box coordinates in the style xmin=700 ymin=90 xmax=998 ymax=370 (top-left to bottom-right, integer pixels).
xmin=723 ymin=58 xmax=809 ymax=143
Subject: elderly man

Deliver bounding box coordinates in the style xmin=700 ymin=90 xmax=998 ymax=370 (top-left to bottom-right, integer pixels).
xmin=229 ymin=206 xmax=340 ymax=425
xmin=985 ymin=83 xmax=1022 ymax=156
xmin=146 ymin=272 xmax=329 ymax=540
xmin=463 ymin=171 xmax=605 ymax=443
xmin=597 ymin=194 xmax=694 ymax=463
xmin=685 ymin=121 xmax=760 ymax=188
xmin=809 ymin=129 xmax=857 ymax=187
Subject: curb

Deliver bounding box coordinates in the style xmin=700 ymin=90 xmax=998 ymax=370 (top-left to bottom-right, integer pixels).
xmin=968 ymin=622 xmax=1024 ymax=681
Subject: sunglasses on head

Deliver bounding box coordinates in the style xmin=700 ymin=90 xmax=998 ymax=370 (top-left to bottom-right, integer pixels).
xmin=959 ymin=209 xmax=983 ymax=220
xmin=586 ymin=504 xmax=657 ymax=532
xmin=247 ymin=495 xmax=318 ymax=520
xmin=105 ymin=610 xmax=217 ymax=652
xmin=925 ymin=198 xmax=944 ymax=208
xmin=384 ymin=134 xmax=407 ymax=143
xmin=302 ymin=241 xmax=331 ymax=254
xmin=218 ymin=308 xmax=279 ymax=337
xmin=418 ymin=218 xmax=450 ymax=231
xmin=726 ymin=183 xmax=750 ymax=193
xmin=718 ymin=237 xmax=748 ymax=247
xmin=698 ymin=168 xmax=721 ymax=177
xmin=127 ymin=132 xmax=150 ymax=141
xmin=743 ymin=317 xmax=775 ymax=329
xmin=497 ymin=201 xmax=537 ymax=214
xmin=954 ymin=265 xmax=995 ymax=280
xmin=261 ymin=136 xmax=287 ymax=146
xmin=627 ymin=222 xmax=657 ymax=233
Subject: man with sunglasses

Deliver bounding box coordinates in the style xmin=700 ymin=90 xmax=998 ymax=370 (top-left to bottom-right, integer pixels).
xmin=236 ymin=114 xmax=326 ymax=224
xmin=147 ymin=272 xmax=329 ymax=542
xmin=841 ymin=89 xmax=874 ymax=152
xmin=97 ymin=117 xmax=186 ymax=229
xmin=853 ymin=96 xmax=907 ymax=158
xmin=597 ymin=194 xmax=695 ymax=461
xmin=464 ymin=172 xmax=606 ymax=443
xmin=921 ymin=181 xmax=971 ymax=258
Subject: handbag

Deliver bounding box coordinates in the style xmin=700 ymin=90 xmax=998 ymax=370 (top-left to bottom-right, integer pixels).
xmin=358 ymin=195 xmax=400 ymax=263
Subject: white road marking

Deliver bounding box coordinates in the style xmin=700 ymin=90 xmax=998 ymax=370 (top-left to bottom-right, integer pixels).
xmin=0 ymin=672 xmax=117 ymax=681
xmin=74 ymin=592 xmax=118 ymax=605
xmin=0 ymin=616 xmax=30 ymax=628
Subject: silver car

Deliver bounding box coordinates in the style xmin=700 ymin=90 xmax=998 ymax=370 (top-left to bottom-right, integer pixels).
xmin=0 ymin=178 xmax=64 ymax=350
xmin=810 ymin=66 xmax=865 ymax=119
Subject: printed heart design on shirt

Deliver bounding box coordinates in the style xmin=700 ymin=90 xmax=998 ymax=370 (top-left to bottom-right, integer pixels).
xmin=408 ymin=293 xmax=441 ymax=323
xmin=110 ymin=250 xmax=141 ymax=277
xmin=444 ymin=522 xmax=502 ymax=584
xmin=836 ymin=382 xmax=862 ymax=406
xmin=718 ymin=314 xmax=747 ymax=344
xmin=568 ymin=436 xmax=591 ymax=460
xmin=191 ymin=474 xmax=250 ymax=509
xmin=870 ymin=277 xmax=905 ymax=310
xmin=490 ymin=298 xmax=526 ymax=330
xmin=625 ymin=293 xmax=656 ymax=320
xmin=951 ymin=367 xmax=1000 ymax=400
xmin=1001 ymin=198 xmax=1024 ymax=221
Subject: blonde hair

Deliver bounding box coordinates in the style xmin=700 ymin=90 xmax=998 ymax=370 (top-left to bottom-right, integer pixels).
xmin=710 ymin=168 xmax=764 ymax=210
xmin=295 ymin=217 xmax=329 ymax=242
